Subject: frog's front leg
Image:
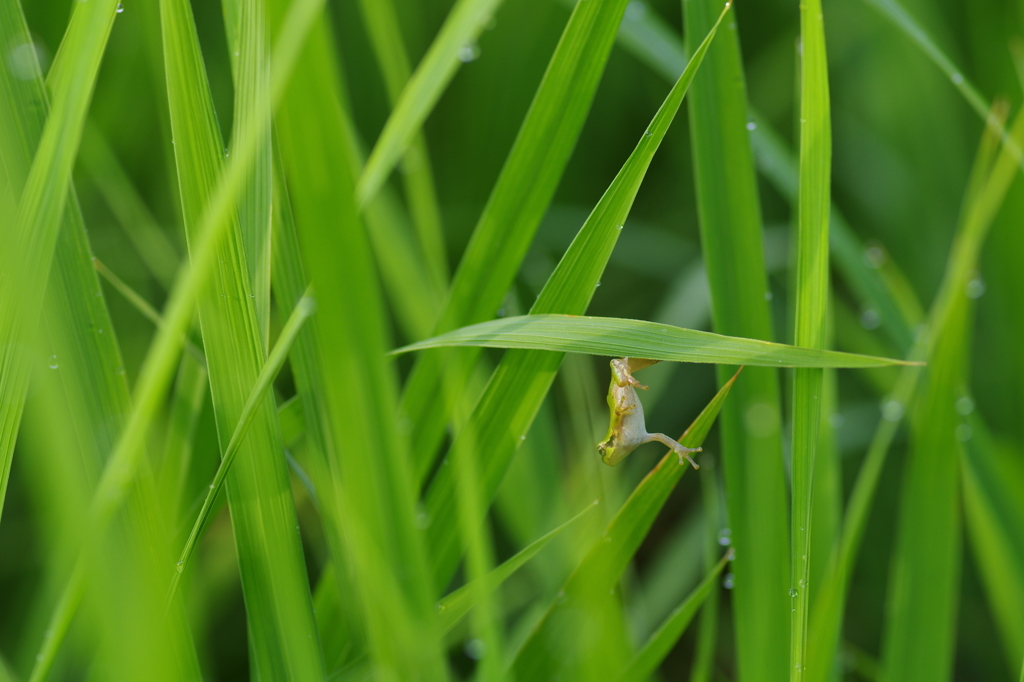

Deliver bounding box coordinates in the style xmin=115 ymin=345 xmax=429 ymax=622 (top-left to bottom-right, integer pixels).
xmin=645 ymin=432 xmax=702 ymax=469
xmin=611 ymin=357 xmax=648 ymax=390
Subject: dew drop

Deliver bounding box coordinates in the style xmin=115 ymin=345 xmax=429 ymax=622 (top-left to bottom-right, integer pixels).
xmin=595 ymin=281 xmax=601 ymax=288
xmin=643 ymin=129 xmax=653 ymax=139
xmin=789 ymin=588 xmax=798 ymax=597
xmin=951 ymin=72 xmax=964 ymax=85
xmin=464 ymin=638 xmax=486 ymax=660
xmin=956 ymin=423 xmax=973 ymax=442
xmin=966 ymin=275 xmax=985 ymax=299
xmin=48 ymin=355 xmax=58 ymax=369
xmin=955 ymin=396 xmax=975 ymax=416
xmin=881 ymin=399 xmax=904 ymax=422
xmin=764 ymin=290 xmax=773 ymax=301
xmin=863 ymin=244 xmax=886 ymax=269
xmin=746 ymin=121 xmax=756 ymax=131
xmin=829 ymin=412 xmax=845 ymax=429
xmin=116 ymin=2 xmax=123 ymax=12
xmin=717 ymin=527 xmax=732 ymax=546
xmin=722 ymin=573 xmax=735 ymax=589
xmin=457 ymin=43 xmax=480 ymax=63
xmin=859 ymin=308 xmax=880 ymax=330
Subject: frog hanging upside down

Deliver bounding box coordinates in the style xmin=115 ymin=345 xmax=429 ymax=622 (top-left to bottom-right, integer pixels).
xmin=597 ymin=357 xmax=701 ymax=469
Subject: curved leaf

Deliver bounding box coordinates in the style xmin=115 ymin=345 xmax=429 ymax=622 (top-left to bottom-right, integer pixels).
xmin=394 ymin=314 xmax=919 ymax=368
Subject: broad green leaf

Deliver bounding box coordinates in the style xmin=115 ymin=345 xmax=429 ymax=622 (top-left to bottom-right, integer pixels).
xmin=420 ymin=5 xmax=733 ymax=597
xmin=615 ymin=550 xmax=732 ymax=682
xmin=394 ymin=314 xmax=916 ymax=368
xmin=399 ymin=0 xmax=634 ymax=480
xmin=509 ymin=371 xmax=736 ymax=679
xmin=682 ymin=0 xmax=789 ymax=676
xmin=357 ymin=0 xmax=504 ymax=208
xmin=271 ymin=3 xmax=450 ymax=678
xmin=790 ymin=0 xmax=832 ymax=676
xmin=437 ymin=501 xmax=597 ymax=634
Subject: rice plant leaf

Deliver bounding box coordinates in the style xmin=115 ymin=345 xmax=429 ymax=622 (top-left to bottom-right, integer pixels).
xmin=961 ymin=415 xmax=1024 ymax=674
xmin=437 ymin=501 xmax=597 ymax=634
xmin=24 ymin=10 xmax=327 ymax=677
xmin=0 ymin=0 xmax=117 ymax=524
xmin=357 ymin=0 xmax=504 ymax=207
xmin=682 ymin=0 xmax=789 ymax=675
xmin=420 ymin=4 xmax=733 ymax=595
xmin=804 ymin=103 xmax=1012 ymax=682
xmin=790 ymin=0 xmax=832 ymax=675
xmin=0 ymin=2 xmax=202 ymax=678
xmin=509 ymin=371 xmax=737 ymax=679
xmin=223 ymin=0 xmax=274 ymax=346
xmin=159 ymin=0 xmax=324 ymax=675
xmin=615 ymin=549 xmax=732 ymax=682
xmin=399 ymin=0 xmax=634 ymax=478
xmin=270 ymin=4 xmax=451 ymax=677
xmin=594 ymin=0 xmax=919 ymax=353
xmin=393 ymin=314 xmax=916 ymax=368
xmin=357 ymin=0 xmax=449 ymax=286
xmin=167 ymin=293 xmax=315 ymax=601
xmin=861 ymin=0 xmax=988 ymax=120
xmin=880 ymin=105 xmax=1024 ymax=682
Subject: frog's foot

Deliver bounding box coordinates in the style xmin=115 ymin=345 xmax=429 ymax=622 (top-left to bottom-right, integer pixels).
xmin=612 ymin=358 xmax=649 ymax=390
xmin=648 ymin=433 xmax=702 ymax=470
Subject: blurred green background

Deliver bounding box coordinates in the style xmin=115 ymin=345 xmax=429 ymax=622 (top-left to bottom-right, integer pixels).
xmin=1 ymin=0 xmax=1022 ymax=680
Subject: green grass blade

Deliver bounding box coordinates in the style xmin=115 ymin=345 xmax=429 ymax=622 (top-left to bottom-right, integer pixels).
xmin=357 ymin=0 xmax=449 ymax=286
xmin=23 ymin=1 xmax=327 ymax=675
xmin=0 ymin=0 xmax=117 ymax=524
xmin=880 ymin=106 xmax=1024 ymax=682
xmin=961 ymin=415 xmax=1024 ymax=673
xmin=78 ymin=123 xmax=181 ymax=289
xmin=0 ymin=2 xmax=201 ymax=678
xmin=592 ymin=0 xmax=919 ymax=355
xmin=271 ymin=4 xmax=451 ymax=677
xmin=399 ymin=0 xmax=633 ymax=475
xmin=393 ymin=314 xmax=917 ymax=368
xmin=356 ymin=0 xmax=504 ymax=207
xmin=805 ymin=101 xmax=1009 ymax=682
xmin=791 ymin=0 xmax=833 ymax=676
xmin=168 ymin=294 xmax=314 ymax=601
xmin=272 ymin=144 xmax=370 ymax=669
xmin=682 ymin=0 xmax=789 ymax=676
xmin=223 ymin=0 xmax=273 ymax=347
xmin=861 ymin=0 xmax=988 ymax=120
xmin=509 ymin=371 xmax=737 ymax=679
xmin=690 ymin=461 xmax=725 ymax=682
xmin=420 ymin=7 xmax=732 ymax=594
xmin=616 ymin=549 xmax=732 ymax=682
xmin=159 ymin=0 xmax=324 ymax=675
xmin=157 ymin=353 xmax=209 ymax=522
xmin=437 ymin=501 xmax=597 ymax=633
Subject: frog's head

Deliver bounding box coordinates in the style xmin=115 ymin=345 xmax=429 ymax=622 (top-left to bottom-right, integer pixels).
xmin=598 ymin=438 xmax=627 ymax=466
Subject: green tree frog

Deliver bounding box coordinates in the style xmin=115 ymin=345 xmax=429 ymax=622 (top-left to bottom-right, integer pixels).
xmin=597 ymin=357 xmax=701 ymax=469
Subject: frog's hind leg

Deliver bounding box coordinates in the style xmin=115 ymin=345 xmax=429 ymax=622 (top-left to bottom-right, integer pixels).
xmin=646 ymin=432 xmax=701 ymax=469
